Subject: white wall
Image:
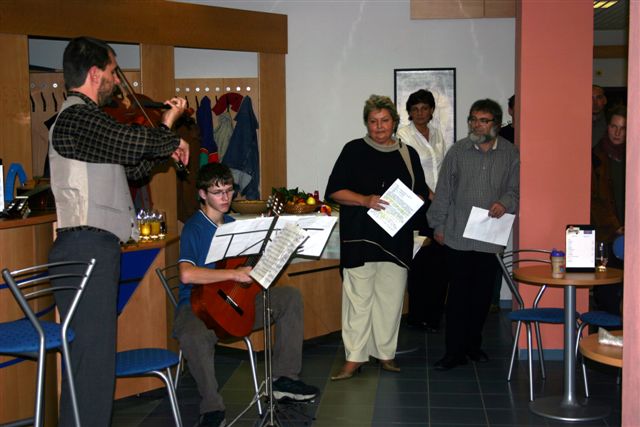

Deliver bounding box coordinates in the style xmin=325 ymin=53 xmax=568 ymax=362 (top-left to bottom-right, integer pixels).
xmin=30 ymin=1 xmax=516 ymax=196
xmin=181 ymin=1 xmax=515 ymax=196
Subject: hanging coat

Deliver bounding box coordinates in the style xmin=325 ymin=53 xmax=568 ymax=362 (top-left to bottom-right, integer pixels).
xmin=196 ymin=96 xmax=219 ymax=165
xmin=223 ymin=96 xmax=260 ymax=199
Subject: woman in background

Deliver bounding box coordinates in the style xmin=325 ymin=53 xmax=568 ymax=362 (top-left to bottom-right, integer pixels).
xmin=591 ymin=105 xmax=626 ymax=315
xmin=397 ymin=89 xmax=451 ymax=332
xmin=326 ymin=94 xmax=428 ymax=379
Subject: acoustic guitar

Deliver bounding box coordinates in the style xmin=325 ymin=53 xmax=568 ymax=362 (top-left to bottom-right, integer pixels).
xmin=190 ymin=196 xmax=283 ymax=339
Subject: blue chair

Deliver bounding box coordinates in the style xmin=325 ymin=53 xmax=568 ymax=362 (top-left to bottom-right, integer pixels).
xmin=497 ymin=250 xmax=576 ymax=401
xmin=0 ymin=259 xmax=95 ymax=427
xmin=115 ymin=348 xmax=182 ymax=426
xmin=114 ymin=266 xmax=184 ymax=427
xmin=613 ymin=235 xmax=624 ymax=260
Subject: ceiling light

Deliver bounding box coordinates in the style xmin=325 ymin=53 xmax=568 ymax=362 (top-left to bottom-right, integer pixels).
xmin=593 ymin=1 xmax=618 ymax=9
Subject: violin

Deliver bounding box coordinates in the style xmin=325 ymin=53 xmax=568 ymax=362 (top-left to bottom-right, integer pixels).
xmin=102 ymin=67 xmax=192 ymax=176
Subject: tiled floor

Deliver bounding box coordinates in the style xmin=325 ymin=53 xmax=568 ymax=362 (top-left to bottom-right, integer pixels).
xmin=112 ymin=310 xmax=622 ymax=426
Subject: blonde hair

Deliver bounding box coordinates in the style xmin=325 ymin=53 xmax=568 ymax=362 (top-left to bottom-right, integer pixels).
xmin=363 ymin=94 xmax=400 ymax=131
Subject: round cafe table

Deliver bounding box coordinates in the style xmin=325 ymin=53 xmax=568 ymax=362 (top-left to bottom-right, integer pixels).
xmin=513 ymin=266 xmax=623 ymax=422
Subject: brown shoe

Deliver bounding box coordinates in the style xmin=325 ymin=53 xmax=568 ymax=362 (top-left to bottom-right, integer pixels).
xmin=330 ymin=361 xmax=364 ymax=381
xmin=380 ymin=359 xmax=401 ymax=373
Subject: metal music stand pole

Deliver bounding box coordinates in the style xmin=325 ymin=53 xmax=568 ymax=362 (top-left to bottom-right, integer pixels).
xmin=258 ymin=241 xmax=308 ymax=427
xmin=259 ymin=285 xmax=282 ymax=427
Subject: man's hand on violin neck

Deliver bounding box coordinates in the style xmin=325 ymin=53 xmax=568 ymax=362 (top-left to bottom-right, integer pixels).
xmin=172 ymin=139 xmax=190 ymax=167
xmin=161 ymin=97 xmax=188 ymax=128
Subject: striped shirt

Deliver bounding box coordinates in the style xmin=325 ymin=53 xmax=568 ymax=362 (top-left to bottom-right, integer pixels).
xmin=427 ymin=136 xmax=520 ymax=253
xmin=51 ymin=92 xmax=180 ymax=181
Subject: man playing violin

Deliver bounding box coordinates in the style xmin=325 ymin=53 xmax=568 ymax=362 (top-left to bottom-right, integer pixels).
xmin=176 ymin=162 xmax=318 ymax=427
xmin=48 ymin=36 xmax=189 ymax=426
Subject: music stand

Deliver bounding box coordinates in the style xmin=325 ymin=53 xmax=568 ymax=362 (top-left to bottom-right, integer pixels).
xmin=223 ymin=221 xmax=309 ymax=426
xmin=226 ymin=243 xmax=307 ymax=427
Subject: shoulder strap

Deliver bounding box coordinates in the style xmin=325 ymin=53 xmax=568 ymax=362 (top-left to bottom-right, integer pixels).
xmin=397 ymin=140 xmax=415 ymax=190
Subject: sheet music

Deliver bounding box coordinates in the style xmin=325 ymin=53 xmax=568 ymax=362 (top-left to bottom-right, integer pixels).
xmin=250 ymin=223 xmax=307 ymax=289
xmin=462 ymin=206 xmax=515 ymax=246
xmin=205 ymin=215 xmax=337 ymax=264
xmin=367 ymin=178 xmax=424 ymax=237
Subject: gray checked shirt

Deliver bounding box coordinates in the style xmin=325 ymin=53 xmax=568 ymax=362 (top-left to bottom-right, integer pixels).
xmin=427 ymin=136 xmax=520 ymax=253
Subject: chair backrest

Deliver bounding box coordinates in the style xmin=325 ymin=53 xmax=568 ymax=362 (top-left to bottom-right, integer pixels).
xmin=613 ymin=235 xmax=624 ymax=260
xmin=2 ymin=259 xmax=96 ymax=347
xmin=496 ymin=249 xmax=551 ymax=309
xmin=155 ymin=264 xmax=181 ymax=309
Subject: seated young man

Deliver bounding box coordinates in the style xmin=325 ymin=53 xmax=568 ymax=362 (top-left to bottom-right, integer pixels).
xmin=175 ymin=162 xmax=319 ymax=427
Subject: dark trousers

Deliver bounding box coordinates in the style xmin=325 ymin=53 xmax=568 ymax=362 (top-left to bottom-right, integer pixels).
xmin=49 ymin=229 xmax=121 ymax=427
xmin=407 ymin=241 xmax=447 ymax=327
xmin=443 ymin=247 xmax=499 ymax=358
xmin=174 ymin=286 xmax=304 ymax=414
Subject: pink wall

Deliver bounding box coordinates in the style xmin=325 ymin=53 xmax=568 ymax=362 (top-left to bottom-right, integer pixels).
xmin=621 ymin=1 xmax=639 ymax=424
xmin=516 ymin=2 xmax=592 ymax=349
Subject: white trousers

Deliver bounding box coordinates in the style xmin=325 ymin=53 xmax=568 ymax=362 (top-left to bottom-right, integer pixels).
xmin=341 ymin=262 xmax=407 ymax=362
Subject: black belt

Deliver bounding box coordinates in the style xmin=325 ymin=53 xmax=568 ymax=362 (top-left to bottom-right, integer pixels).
xmin=56 ymin=226 xmax=120 ymax=244
xmin=57 ymin=225 xmax=110 ymax=234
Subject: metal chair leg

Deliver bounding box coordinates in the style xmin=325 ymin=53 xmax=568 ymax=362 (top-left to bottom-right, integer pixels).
xmin=153 ymin=369 xmax=183 ymax=427
xmin=174 ymin=350 xmax=184 ymax=391
xmin=61 ymin=334 xmax=81 ymax=427
xmin=33 ymin=345 xmax=47 ymax=427
xmin=243 ymin=337 xmax=263 ymax=416
xmin=575 ymin=322 xmax=590 ymax=397
xmin=526 ymin=323 xmax=534 ymax=402
xmin=534 ymin=321 xmax=546 ymax=379
xmin=507 ymin=321 xmax=522 ymax=381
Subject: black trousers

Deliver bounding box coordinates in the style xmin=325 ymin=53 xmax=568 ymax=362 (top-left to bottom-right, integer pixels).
xmin=407 ymin=241 xmax=447 ymax=327
xmin=49 ymin=229 xmax=121 ymax=427
xmin=443 ymin=247 xmax=499 ymax=358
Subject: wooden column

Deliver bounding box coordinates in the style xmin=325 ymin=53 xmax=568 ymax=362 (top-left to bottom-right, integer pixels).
xmin=259 ymin=53 xmax=287 ymax=193
xmin=516 ymin=1 xmax=593 ymax=350
xmin=139 ymin=44 xmax=179 ymax=234
xmin=0 ymin=34 xmax=31 ymax=178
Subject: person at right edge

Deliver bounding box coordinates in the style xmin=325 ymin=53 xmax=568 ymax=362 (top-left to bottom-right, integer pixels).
xmin=396 ymin=89 xmax=451 ymax=332
xmin=326 ymin=94 xmax=429 ymax=380
xmin=48 ymin=36 xmax=190 ymax=426
xmin=427 ymin=99 xmax=520 ymax=371
xmin=591 ymin=105 xmax=626 ymax=315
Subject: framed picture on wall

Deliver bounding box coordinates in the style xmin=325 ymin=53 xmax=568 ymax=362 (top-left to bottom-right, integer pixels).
xmin=394 ymin=68 xmax=456 ymax=146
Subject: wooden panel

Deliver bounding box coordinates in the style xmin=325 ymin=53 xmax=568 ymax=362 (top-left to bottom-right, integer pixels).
xmin=140 ymin=44 xmax=179 ymax=235
xmin=0 ymin=34 xmax=31 ymax=178
xmin=485 ymin=0 xmax=515 ymax=17
xmin=411 ymin=0 xmax=484 ymax=19
xmin=0 ymin=0 xmax=287 ymax=54
xmin=259 ymin=53 xmax=287 ymax=195
xmin=594 ymin=45 xmax=628 ymax=59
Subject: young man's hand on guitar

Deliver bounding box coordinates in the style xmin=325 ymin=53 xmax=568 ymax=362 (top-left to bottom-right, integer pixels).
xmin=233 ymin=266 xmax=253 ymax=287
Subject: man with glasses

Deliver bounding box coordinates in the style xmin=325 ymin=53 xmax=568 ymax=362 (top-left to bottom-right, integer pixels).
xmin=427 ymin=99 xmax=520 ymax=370
xmin=175 ymin=163 xmax=318 ymax=427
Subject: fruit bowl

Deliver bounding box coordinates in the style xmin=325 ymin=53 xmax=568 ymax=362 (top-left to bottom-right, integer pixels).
xmin=231 ymin=200 xmax=268 ymax=215
xmin=284 ymin=203 xmax=317 ymax=215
